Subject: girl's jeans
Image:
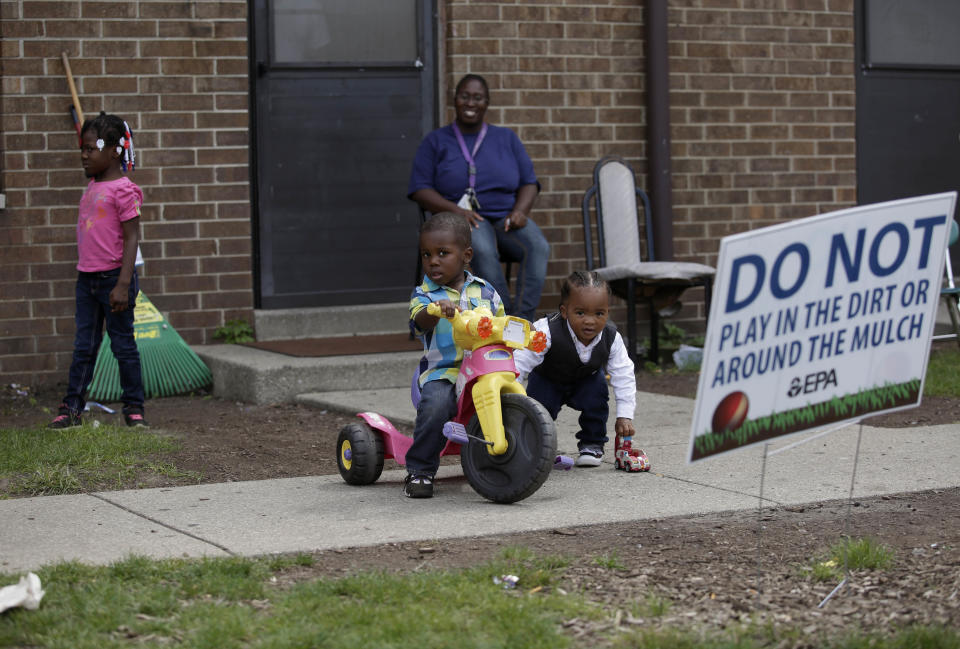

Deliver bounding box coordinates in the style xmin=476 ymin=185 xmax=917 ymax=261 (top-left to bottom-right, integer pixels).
xmin=62 ymin=269 xmax=144 ymax=415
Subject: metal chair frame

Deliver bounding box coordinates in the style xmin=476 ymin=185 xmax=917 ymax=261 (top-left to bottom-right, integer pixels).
xmin=932 ymin=220 xmax=960 ymax=348
xmin=582 ymin=155 xmax=713 ymax=364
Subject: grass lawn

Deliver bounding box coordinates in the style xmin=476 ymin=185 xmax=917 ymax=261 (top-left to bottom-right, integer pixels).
xmin=1 ymin=549 xmax=956 ymax=649
xmin=0 ymin=424 xmax=199 ymax=498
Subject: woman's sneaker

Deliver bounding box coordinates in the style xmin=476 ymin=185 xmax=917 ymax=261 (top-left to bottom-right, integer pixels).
xmin=403 ymin=473 xmax=434 ymax=498
xmin=574 ymin=444 xmax=603 ymax=467
xmin=48 ymin=406 xmax=81 ymax=430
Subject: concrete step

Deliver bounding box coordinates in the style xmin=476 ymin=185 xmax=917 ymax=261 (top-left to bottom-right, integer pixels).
xmin=199 ymin=298 xmax=960 ymax=405
xmin=194 ymin=344 xmax=419 ymax=405
xmin=253 ymin=302 xmax=409 ymax=341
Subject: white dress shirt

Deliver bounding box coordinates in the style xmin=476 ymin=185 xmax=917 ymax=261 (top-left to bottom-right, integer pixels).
xmin=514 ymin=317 xmax=637 ymax=420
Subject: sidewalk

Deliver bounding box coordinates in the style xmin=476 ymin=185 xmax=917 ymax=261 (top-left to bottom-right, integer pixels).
xmin=2 ymin=389 xmax=958 ymax=574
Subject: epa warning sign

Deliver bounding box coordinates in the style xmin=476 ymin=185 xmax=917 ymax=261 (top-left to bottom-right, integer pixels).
xmin=688 ymin=193 xmax=957 ymax=463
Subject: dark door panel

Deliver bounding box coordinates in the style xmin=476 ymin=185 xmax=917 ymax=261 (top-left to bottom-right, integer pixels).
xmin=252 ymin=1 xmax=436 ymax=309
xmin=856 ymin=0 xmax=960 ymax=274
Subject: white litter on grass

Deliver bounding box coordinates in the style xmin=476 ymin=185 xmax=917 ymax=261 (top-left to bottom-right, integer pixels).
xmin=0 ymin=573 xmax=44 ymax=614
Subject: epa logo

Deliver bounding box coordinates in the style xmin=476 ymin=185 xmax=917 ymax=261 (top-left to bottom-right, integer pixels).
xmin=787 ymin=370 xmax=838 ymax=397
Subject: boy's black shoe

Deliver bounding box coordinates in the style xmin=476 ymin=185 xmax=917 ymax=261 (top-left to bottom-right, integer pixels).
xmin=48 ymin=406 xmax=81 ymax=430
xmin=124 ymin=412 xmax=149 ymax=428
xmin=403 ymin=473 xmax=434 ymax=498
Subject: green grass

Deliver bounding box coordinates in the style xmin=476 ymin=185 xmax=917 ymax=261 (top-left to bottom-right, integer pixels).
xmin=0 ymin=423 xmax=200 ymax=498
xmin=2 ymin=551 xmax=954 ymax=649
xmin=593 ymin=550 xmax=626 ymax=571
xmin=0 ymin=552 xmax=588 ymax=649
xmin=692 ymin=379 xmax=921 ymax=460
xmin=628 ymin=592 xmax=672 ymax=619
xmin=924 ymin=347 xmax=960 ymax=396
xmin=806 ymin=537 xmax=895 ymax=582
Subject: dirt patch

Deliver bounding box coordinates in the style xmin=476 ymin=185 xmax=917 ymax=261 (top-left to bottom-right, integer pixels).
xmin=290 ymin=488 xmax=960 ymax=643
xmin=3 ymin=363 xmax=959 ymax=488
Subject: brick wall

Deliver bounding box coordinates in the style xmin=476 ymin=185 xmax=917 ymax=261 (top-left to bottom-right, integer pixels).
xmin=0 ymin=0 xmax=857 ymax=387
xmin=0 ymin=0 xmax=252 ymax=386
xmin=443 ymin=0 xmax=856 ymax=318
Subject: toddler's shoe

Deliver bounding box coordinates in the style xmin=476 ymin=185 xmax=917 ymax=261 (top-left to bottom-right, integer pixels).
xmin=124 ymin=411 xmax=150 ymax=428
xmin=403 ymin=473 xmax=434 ymax=498
xmin=574 ymin=444 xmax=603 ymax=467
xmin=48 ymin=405 xmax=81 ymax=430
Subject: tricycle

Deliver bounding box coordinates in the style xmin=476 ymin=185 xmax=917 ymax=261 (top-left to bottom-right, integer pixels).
xmin=336 ymin=303 xmax=572 ymax=503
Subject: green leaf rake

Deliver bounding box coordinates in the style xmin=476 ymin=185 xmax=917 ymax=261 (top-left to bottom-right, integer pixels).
xmin=87 ymin=292 xmax=212 ymax=400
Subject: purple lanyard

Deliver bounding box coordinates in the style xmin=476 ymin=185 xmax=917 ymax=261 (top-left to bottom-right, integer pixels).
xmin=452 ymin=122 xmax=488 ymax=190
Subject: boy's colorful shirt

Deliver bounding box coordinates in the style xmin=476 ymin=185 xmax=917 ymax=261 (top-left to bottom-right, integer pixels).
xmin=76 ymin=176 xmax=143 ymax=272
xmin=410 ymin=271 xmax=504 ymax=387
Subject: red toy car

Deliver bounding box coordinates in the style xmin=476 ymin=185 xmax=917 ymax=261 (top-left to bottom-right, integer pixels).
xmin=614 ymin=437 xmax=651 ymax=472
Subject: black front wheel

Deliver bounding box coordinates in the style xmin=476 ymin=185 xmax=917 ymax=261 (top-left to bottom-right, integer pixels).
xmin=461 ymin=393 xmax=557 ymax=504
xmin=336 ymin=421 xmax=385 ymax=485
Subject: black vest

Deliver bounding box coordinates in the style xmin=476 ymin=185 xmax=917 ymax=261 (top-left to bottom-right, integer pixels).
xmin=532 ymin=313 xmax=617 ymax=385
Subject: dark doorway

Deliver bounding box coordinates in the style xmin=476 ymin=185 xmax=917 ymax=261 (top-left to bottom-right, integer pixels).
xmin=251 ymin=1 xmax=436 ymax=308
xmin=856 ymin=0 xmax=960 ymax=271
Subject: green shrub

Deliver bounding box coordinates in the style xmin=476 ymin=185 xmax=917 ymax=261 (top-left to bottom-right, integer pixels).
xmin=213 ymin=319 xmax=254 ymax=344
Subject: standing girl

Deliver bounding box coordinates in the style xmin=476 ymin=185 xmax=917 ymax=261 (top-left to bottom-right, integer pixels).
xmin=48 ymin=112 xmax=147 ymax=428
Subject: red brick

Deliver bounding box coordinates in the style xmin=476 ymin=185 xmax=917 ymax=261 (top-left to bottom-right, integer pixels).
xmin=215 ymin=166 xmax=248 ymax=183
xmin=194 ymin=2 xmax=246 ymax=20
xmin=195 ymin=40 xmax=247 ymax=57
xmin=0 ymin=353 xmax=57 ymax=372
xmin=195 ymin=76 xmax=248 ymax=93
xmin=214 ymin=22 xmax=248 ymax=39
xmin=149 ymin=293 xmax=198 ymax=312
xmin=216 ymin=203 xmax=250 ymax=220
xmin=218 ymin=273 xmax=253 ymax=291
xmin=0 ymin=317 xmax=53 ymax=337
xmin=144 ymin=186 xmax=196 ymax=205
xmin=164 ymin=274 xmax=217 ymax=293
xmin=215 ymin=58 xmax=248 ymax=75
xmin=23 ymin=1 xmax=79 ymax=18
xmin=141 ymin=76 xmax=194 ymax=95
xmin=162 ymin=58 xmax=214 ymax=75
xmin=200 ymin=256 xmax=250 ymax=274
xmin=197 ymin=184 xmax=248 ymax=202
xmin=162 ymin=167 xmax=214 ymax=185
xmin=143 ymin=222 xmax=198 ymax=240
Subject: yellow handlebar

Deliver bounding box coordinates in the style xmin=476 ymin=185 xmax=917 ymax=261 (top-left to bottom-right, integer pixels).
xmin=425 ymin=303 xmax=546 ymax=353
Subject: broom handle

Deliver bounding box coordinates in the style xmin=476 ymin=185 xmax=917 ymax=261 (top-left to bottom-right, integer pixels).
xmin=61 ymin=52 xmax=84 ymax=123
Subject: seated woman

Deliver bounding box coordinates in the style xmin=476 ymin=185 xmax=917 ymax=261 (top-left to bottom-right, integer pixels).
xmin=407 ymin=73 xmax=550 ymax=322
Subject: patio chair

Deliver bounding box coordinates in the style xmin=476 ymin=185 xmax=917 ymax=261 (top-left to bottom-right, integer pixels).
xmin=581 ymin=155 xmax=715 ymax=363
xmin=932 ymin=219 xmax=960 ymax=348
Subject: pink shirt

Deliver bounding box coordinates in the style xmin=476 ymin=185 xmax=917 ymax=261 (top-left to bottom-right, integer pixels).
xmin=76 ymin=176 xmax=143 ymax=272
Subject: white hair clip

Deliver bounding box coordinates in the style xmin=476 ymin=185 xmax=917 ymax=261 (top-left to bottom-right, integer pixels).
xmin=96 ymin=138 xmax=105 ymax=151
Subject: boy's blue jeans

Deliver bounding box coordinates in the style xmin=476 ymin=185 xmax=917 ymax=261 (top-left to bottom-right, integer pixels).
xmin=62 ymin=269 xmax=144 ymax=416
xmin=406 ymin=379 xmax=458 ymax=477
xmin=526 ymin=370 xmax=609 ymax=448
